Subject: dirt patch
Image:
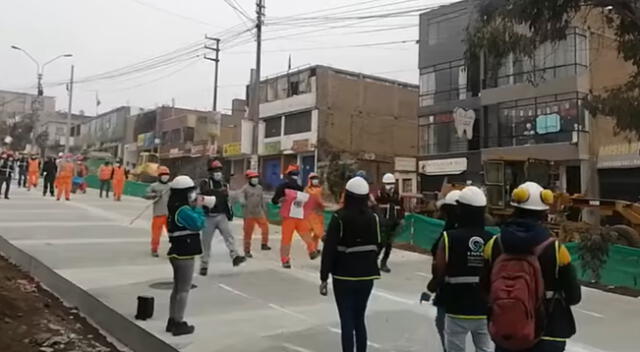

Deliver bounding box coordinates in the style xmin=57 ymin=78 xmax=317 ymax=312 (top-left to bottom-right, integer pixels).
xmin=0 ymin=255 xmax=121 ymax=352
xmin=394 ymin=242 xmax=430 ymax=255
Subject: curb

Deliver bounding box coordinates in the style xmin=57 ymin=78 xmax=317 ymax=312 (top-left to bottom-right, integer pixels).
xmin=0 ymin=235 xmax=178 ymax=352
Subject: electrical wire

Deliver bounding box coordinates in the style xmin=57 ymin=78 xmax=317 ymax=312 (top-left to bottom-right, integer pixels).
xmin=128 ymin=0 xmax=220 ymax=28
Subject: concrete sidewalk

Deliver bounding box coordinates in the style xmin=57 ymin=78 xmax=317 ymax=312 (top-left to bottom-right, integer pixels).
xmin=0 ymin=185 xmax=638 ymax=352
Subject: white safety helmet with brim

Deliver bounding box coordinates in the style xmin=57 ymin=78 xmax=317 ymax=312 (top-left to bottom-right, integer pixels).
xmin=457 ymin=186 xmax=487 ymax=207
xmin=444 ymin=189 xmax=462 ymax=205
xmin=170 ymin=175 xmax=195 ymax=189
xmin=382 ymin=173 xmax=396 ymax=184
xmin=510 ymin=181 xmax=554 ymax=211
xmin=345 ymin=177 xmax=370 ymax=196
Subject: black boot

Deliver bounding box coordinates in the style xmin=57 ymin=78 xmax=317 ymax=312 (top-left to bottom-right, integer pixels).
xmin=232 ymin=256 xmax=246 ymax=267
xmin=245 ymin=252 xmax=253 ymax=258
xmin=261 ymin=244 xmax=272 ymax=251
xmin=309 ymin=250 xmax=320 ymax=260
xmin=165 ymin=318 xmax=176 ymax=332
xmin=380 ymin=261 xmax=391 ymax=273
xmin=282 ymin=261 xmax=292 ymax=269
xmin=171 ymin=321 xmax=195 ymax=336
xmin=199 ymin=266 xmax=208 ymax=276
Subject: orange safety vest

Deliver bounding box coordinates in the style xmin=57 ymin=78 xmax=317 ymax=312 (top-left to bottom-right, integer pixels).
xmin=99 ymin=166 xmax=113 ymax=180
xmin=28 ymin=159 xmax=40 ymax=173
xmin=59 ymin=162 xmax=74 ymax=178
xmin=113 ymin=167 xmax=126 ymax=181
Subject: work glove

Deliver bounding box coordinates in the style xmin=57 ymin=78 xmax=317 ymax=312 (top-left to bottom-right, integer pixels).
xmin=319 ymin=281 xmax=328 ymax=296
xmin=227 ymin=208 xmax=234 ymax=221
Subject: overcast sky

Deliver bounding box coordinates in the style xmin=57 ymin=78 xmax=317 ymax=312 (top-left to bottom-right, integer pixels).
xmin=1 ymin=0 xmax=451 ymax=115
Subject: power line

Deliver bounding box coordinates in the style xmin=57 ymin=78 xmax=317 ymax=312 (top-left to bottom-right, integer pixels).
xmin=128 ymin=0 xmax=221 ymax=28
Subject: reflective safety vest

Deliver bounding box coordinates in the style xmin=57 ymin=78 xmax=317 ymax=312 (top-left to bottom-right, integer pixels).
xmin=442 ymin=228 xmax=493 ymax=317
xmin=28 ymin=159 xmax=40 ymax=173
xmin=99 ymin=166 xmax=113 ymax=181
xmin=113 ymin=167 xmax=126 ymax=181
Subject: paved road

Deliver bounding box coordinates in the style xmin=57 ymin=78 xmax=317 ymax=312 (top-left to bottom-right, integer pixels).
xmin=0 ymin=186 xmax=638 ymax=352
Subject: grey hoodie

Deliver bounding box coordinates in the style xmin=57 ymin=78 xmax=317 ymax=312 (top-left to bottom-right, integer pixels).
xmin=239 ymin=183 xmax=266 ymax=218
xmin=145 ymin=182 xmax=171 ymax=216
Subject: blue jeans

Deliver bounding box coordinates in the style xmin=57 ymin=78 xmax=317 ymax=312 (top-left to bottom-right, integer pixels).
xmin=495 ymin=340 xmax=566 ymax=352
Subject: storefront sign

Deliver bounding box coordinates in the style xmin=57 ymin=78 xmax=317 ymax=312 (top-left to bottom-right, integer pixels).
xmin=263 ymin=141 xmax=281 ymax=155
xmin=453 ymin=107 xmax=476 ymax=140
xmin=136 ymin=134 xmax=145 ymax=147
xmin=598 ymin=142 xmax=640 ymax=169
xmin=291 ymin=139 xmax=310 ymax=153
xmin=419 ymin=157 xmax=467 ymax=175
xmin=190 ymin=144 xmax=204 ymax=157
xmin=223 ymin=143 xmax=242 ymax=157
xmin=394 ymin=157 xmax=417 ymax=172
xmin=169 ymin=148 xmax=183 ymax=158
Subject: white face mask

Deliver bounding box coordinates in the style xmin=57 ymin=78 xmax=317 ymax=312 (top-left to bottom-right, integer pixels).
xmin=116 ymin=163 xmax=121 ymax=167
xmin=311 ymin=179 xmax=320 ymax=186
xmin=290 ymin=175 xmax=299 ymax=181
xmin=188 ymin=190 xmax=197 ymax=203
xmin=159 ymin=175 xmax=170 ymax=183
xmin=250 ymin=178 xmax=259 ymax=186
xmin=212 ymin=172 xmax=223 ymax=181
xmin=385 ymin=184 xmax=395 ymax=192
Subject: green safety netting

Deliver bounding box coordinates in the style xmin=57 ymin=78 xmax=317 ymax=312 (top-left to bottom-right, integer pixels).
xmin=85 ymin=175 xmax=149 ymax=198
xmin=565 ymin=242 xmax=640 ymax=290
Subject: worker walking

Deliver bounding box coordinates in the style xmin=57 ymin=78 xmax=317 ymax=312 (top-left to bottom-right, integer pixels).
xmin=484 ymin=182 xmax=581 ymax=352
xmin=272 ymin=164 xmax=319 ymax=269
xmin=17 ymin=156 xmax=27 ymax=188
xmin=165 ymin=175 xmax=207 ymax=336
xmin=428 ymin=189 xmax=462 ymax=352
xmin=320 ymin=177 xmax=381 ymax=352
xmin=27 ymin=154 xmax=41 ymax=191
xmin=145 ymin=166 xmax=172 ymax=257
xmin=431 ymin=186 xmax=493 ymax=352
xmin=239 ymin=170 xmax=270 ymax=258
xmin=199 ymin=160 xmax=245 ymax=275
xmin=0 ymin=153 xmax=15 ymax=199
xmin=305 ymin=173 xmax=325 ymax=248
xmin=375 ymin=173 xmax=404 ymax=273
xmin=111 ymin=160 xmax=128 ymax=201
xmin=56 ymin=154 xmax=74 ymax=201
xmin=41 ymin=156 xmax=57 ymax=197
xmin=98 ymin=161 xmax=113 ymax=198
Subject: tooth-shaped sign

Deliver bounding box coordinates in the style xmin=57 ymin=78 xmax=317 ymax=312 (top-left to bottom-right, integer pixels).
xmin=453 ymin=107 xmax=476 ymax=140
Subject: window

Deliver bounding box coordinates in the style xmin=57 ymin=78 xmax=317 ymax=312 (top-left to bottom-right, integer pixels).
xmin=182 ymin=127 xmax=194 ymax=143
xmin=419 ymin=60 xmax=466 ymax=107
xmin=419 ymin=112 xmax=476 ymax=155
xmin=495 ymin=28 xmax=588 ymax=87
xmin=486 ymin=93 xmax=586 ymax=147
xmin=284 ymin=111 xmax=312 ymax=135
xmin=259 ymin=70 xmax=315 ymax=103
xmin=264 ymin=117 xmax=282 ymax=138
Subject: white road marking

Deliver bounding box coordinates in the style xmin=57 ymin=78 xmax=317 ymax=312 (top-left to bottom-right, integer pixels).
xmin=373 ymin=290 xmax=416 ymax=305
xmin=282 ymin=343 xmax=315 ymax=352
xmin=12 ymin=238 xmax=148 ymax=245
xmin=414 ymin=272 xmax=430 ymax=278
xmin=0 ymin=209 xmax=72 ymax=214
xmin=218 ymin=283 xmax=252 ymax=299
xmin=268 ymin=303 xmax=313 ymax=322
xmin=575 ymin=308 xmax=605 ymax=319
xmin=0 ymin=221 xmax=120 ymax=227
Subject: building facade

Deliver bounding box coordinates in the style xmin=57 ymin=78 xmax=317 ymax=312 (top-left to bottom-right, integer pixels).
xmin=418 ymin=1 xmax=638 ymax=205
xmin=253 ymin=65 xmax=418 ymax=192
xmin=78 ymin=106 xmax=143 ymax=159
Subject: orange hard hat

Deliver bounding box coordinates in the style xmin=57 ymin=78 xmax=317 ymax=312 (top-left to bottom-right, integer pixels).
xmin=285 ymin=164 xmax=300 ymax=175
xmin=158 ymin=166 xmax=170 ymax=175
xmin=245 ymin=170 xmax=259 ymax=178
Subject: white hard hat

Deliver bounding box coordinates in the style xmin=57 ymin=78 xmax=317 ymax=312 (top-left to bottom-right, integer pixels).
xmin=202 ymin=195 xmax=217 ymax=209
xmin=170 ymin=175 xmax=195 ymax=189
xmin=345 ymin=177 xmax=370 ymax=196
xmin=382 ymin=173 xmax=396 ymax=184
xmin=444 ymin=190 xmax=462 ymax=205
xmin=457 ymin=186 xmax=487 ymax=207
xmin=511 ymin=181 xmax=554 ymax=211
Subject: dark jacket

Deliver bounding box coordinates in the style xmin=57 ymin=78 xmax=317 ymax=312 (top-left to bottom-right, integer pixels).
xmin=375 ymin=189 xmax=404 ymax=233
xmin=41 ymin=160 xmax=57 ymax=179
xmin=485 ymin=218 xmax=581 ymax=340
xmin=17 ymin=158 xmax=28 ymax=173
xmin=0 ymin=159 xmax=15 ymax=178
xmin=320 ymin=207 xmax=381 ymax=282
xmin=200 ymin=178 xmax=232 ymax=218
xmin=272 ymin=178 xmax=303 ymax=204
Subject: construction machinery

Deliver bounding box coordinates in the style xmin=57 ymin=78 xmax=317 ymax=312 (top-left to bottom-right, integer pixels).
xmin=129 ymin=152 xmax=159 ymax=183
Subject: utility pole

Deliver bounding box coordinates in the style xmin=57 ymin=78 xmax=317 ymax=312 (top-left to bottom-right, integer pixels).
xmin=250 ymin=0 xmax=264 ymax=168
xmin=204 ymin=36 xmax=221 ymax=111
xmin=64 ymin=65 xmax=74 ymax=154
